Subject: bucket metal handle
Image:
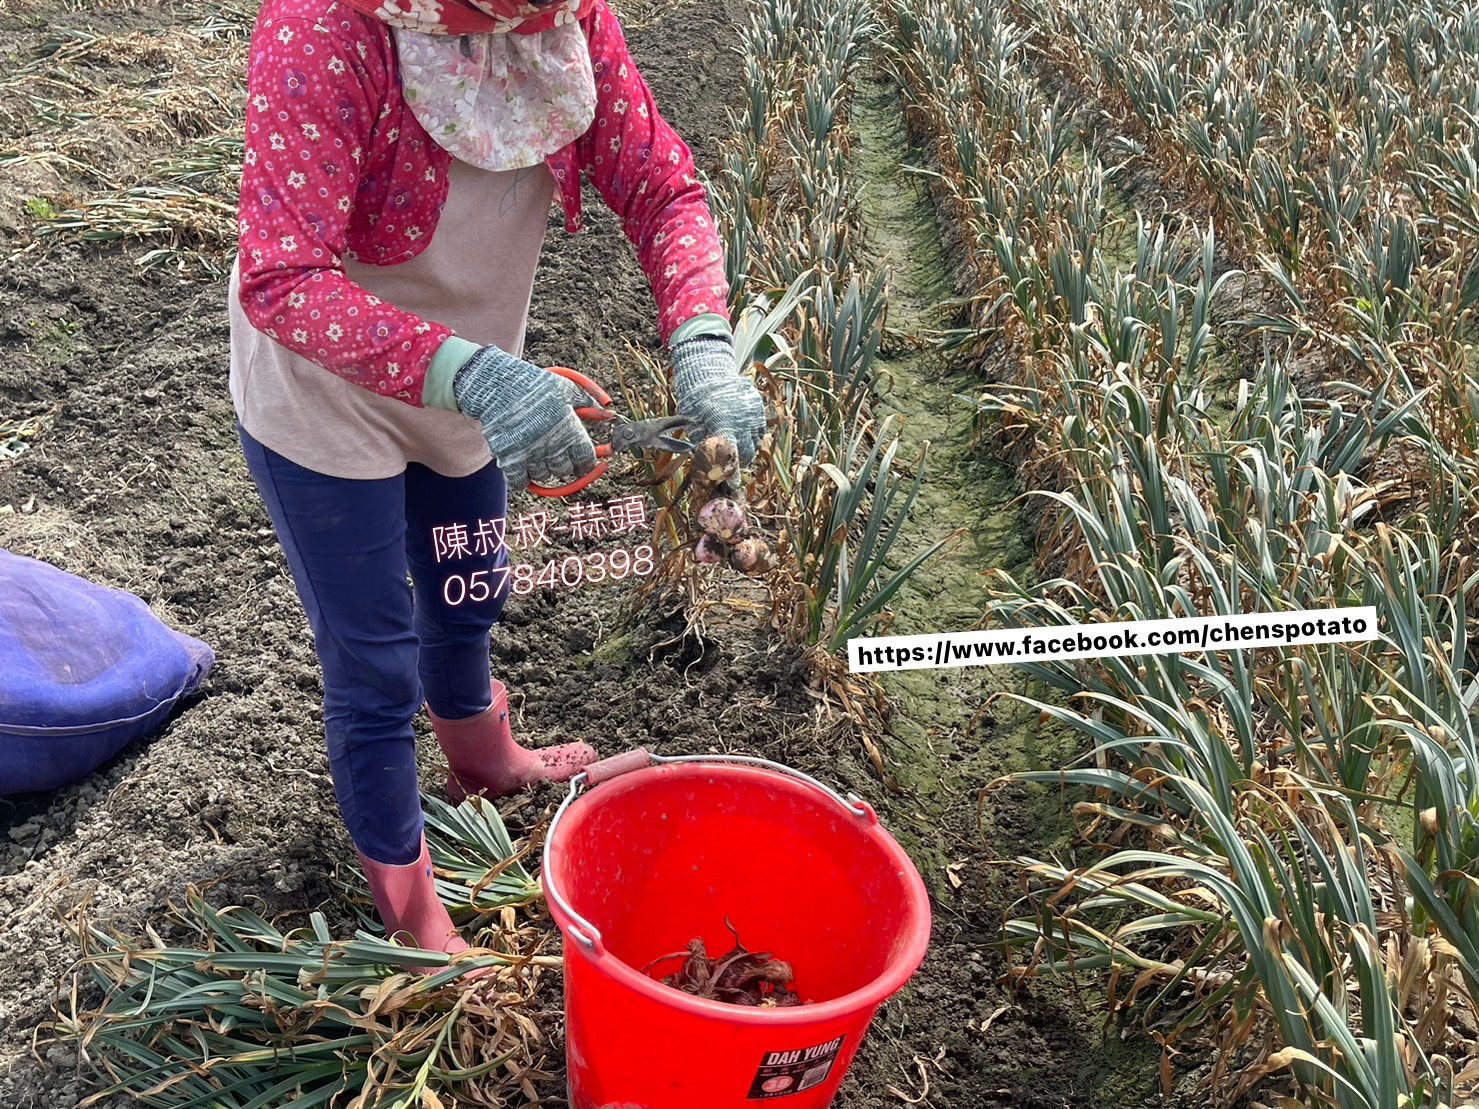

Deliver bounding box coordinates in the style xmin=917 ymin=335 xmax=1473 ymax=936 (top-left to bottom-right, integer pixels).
xmin=541 ymin=750 xmax=876 ymax=952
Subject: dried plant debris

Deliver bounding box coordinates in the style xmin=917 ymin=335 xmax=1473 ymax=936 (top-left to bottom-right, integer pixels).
xmin=643 ymin=920 xmax=809 ymax=1007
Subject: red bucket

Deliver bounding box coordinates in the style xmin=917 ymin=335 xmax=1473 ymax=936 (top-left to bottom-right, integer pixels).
xmin=542 ymin=751 xmax=931 ymax=1109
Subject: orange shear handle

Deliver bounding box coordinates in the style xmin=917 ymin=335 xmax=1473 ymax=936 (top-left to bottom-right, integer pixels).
xmin=527 ymin=366 xmax=615 ymax=499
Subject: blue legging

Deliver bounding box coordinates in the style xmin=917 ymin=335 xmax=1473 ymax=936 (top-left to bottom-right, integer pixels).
xmin=239 ymin=425 xmax=510 ymax=864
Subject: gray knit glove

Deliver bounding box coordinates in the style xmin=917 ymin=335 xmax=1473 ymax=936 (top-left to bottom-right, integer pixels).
xmin=670 ymin=333 xmax=767 ymax=465
xmin=451 ymin=345 xmax=597 ymax=492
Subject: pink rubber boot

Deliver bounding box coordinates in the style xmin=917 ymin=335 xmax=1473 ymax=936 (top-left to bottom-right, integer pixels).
xmin=427 ymin=680 xmax=598 ymax=803
xmin=356 ymin=832 xmax=483 ymax=975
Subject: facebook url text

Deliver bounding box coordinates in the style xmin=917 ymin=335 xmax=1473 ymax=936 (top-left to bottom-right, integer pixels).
xmin=848 ymin=607 xmax=1378 ymax=673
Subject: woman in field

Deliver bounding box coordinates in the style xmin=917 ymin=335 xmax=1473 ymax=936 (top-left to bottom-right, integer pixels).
xmin=229 ymin=0 xmax=761 ymax=961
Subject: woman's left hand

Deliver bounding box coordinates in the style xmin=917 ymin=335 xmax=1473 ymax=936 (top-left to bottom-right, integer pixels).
xmin=670 ymin=333 xmax=767 ymax=466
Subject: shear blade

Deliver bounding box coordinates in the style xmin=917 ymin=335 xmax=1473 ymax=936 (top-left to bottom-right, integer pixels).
xmin=611 ymin=415 xmax=696 ymax=454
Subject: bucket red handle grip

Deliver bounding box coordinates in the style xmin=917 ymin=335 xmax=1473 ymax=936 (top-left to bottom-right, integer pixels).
xmin=583 ymin=747 xmax=652 ymax=785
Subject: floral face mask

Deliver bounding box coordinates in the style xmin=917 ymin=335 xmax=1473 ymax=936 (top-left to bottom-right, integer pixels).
xmin=339 ymin=0 xmax=599 ymax=172
xmin=392 ymin=23 xmax=597 ymax=171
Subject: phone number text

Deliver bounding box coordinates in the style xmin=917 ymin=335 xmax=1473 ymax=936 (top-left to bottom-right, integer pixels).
xmin=443 ymin=544 xmax=656 ymax=605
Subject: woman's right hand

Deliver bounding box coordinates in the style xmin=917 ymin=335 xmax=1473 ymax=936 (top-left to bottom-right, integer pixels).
xmin=451 ymin=345 xmax=598 ymax=492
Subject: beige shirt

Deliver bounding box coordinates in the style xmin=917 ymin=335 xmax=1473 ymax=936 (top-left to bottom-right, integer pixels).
xmin=229 ymin=158 xmax=557 ymax=479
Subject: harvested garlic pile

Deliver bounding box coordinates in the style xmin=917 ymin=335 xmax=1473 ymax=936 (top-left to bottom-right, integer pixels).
xmin=643 ymin=920 xmax=809 ymax=1007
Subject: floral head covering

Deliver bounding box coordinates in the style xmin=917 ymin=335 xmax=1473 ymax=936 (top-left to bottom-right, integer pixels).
xmin=338 ymin=0 xmax=600 ymax=172
xmin=339 ymin=0 xmax=597 ymax=35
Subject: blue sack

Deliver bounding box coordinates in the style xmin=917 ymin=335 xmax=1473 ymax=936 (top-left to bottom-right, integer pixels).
xmin=0 ymin=548 xmax=214 ymax=795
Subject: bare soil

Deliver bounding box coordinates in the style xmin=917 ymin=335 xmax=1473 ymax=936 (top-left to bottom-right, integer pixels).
xmin=0 ymin=1 xmax=1163 ymax=1106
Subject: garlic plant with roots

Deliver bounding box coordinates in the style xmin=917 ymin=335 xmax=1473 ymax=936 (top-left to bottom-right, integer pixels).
xmin=679 ymin=436 xmax=777 ymax=577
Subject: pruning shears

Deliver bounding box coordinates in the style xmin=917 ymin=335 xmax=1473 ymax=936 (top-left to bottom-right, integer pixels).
xmin=528 ymin=366 xmax=695 ymax=498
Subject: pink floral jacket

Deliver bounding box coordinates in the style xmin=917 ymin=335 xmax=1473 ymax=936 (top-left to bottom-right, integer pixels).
xmin=236 ymin=0 xmax=729 ymax=406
